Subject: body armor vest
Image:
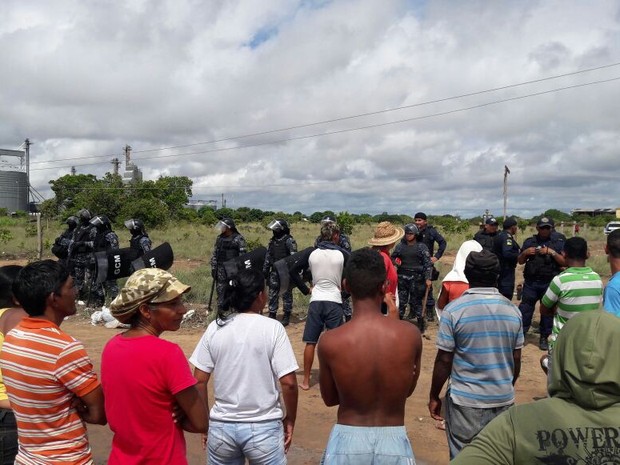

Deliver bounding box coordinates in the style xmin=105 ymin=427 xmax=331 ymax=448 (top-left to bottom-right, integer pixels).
xmin=270 ymin=236 xmax=290 ymax=261
xmin=216 ymin=235 xmax=239 ymax=263
xmin=399 ymin=243 xmax=423 ymax=271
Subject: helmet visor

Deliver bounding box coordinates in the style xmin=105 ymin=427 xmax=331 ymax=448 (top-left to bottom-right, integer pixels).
xmin=267 ymin=220 xmax=283 ymax=232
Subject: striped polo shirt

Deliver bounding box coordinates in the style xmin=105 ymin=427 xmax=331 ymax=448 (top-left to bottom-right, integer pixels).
xmin=437 ymin=288 xmax=524 ymax=408
xmin=0 ymin=317 xmax=100 ymax=465
xmin=542 ymin=266 xmax=603 ymax=350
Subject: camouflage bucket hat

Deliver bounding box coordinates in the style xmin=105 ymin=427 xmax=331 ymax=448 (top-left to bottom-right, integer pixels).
xmin=110 ymin=268 xmax=191 ymax=323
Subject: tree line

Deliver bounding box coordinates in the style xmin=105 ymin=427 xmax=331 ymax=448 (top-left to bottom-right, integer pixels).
xmin=27 ymin=173 xmax=617 ymax=234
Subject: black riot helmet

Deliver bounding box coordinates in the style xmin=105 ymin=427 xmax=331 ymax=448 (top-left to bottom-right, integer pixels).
xmin=90 ymin=214 xmax=112 ymax=231
xmin=268 ymin=219 xmax=290 ymax=237
xmin=124 ymin=218 xmax=145 ymax=236
xmin=404 ymin=223 xmax=419 ymax=236
xmin=65 ymin=216 xmax=78 ymax=229
xmin=77 ymin=208 xmax=92 ymax=225
xmin=215 ymin=218 xmax=237 ymax=234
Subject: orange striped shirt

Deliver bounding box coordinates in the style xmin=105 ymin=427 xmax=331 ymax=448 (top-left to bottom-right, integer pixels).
xmin=0 ymin=317 xmax=100 ymax=465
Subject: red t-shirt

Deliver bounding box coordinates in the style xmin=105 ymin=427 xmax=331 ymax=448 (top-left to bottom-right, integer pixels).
xmin=101 ymin=334 xmax=197 ymax=465
xmin=441 ymin=281 xmax=470 ymax=304
xmin=379 ymin=249 xmax=398 ymax=295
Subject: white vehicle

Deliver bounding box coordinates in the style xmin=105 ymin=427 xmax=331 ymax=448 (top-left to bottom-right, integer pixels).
xmin=604 ymin=221 xmax=620 ymax=235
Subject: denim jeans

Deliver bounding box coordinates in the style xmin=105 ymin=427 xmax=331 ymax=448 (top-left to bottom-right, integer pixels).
xmin=0 ymin=409 xmax=18 ymax=465
xmin=208 ymin=419 xmax=285 ymax=465
xmin=444 ymin=394 xmax=511 ymax=460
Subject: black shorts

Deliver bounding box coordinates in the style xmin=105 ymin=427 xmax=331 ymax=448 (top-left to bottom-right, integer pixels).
xmin=302 ymin=300 xmax=344 ymax=344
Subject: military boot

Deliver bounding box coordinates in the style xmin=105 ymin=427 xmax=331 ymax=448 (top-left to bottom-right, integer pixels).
xmin=281 ymin=313 xmax=291 ymax=327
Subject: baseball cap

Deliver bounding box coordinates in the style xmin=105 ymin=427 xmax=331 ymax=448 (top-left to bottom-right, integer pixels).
xmin=110 ymin=268 xmax=191 ymax=323
xmin=503 ymin=217 xmax=518 ymax=229
xmin=537 ymin=217 xmax=555 ymax=228
xmin=414 ymin=212 xmax=427 ymax=220
xmin=485 ymin=217 xmax=498 ymax=226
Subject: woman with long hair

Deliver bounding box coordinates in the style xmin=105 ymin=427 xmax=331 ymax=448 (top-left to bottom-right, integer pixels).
xmin=190 ymin=268 xmax=299 ymax=464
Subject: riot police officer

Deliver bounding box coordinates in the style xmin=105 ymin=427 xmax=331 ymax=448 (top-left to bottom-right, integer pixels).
xmin=210 ymin=218 xmax=247 ymax=312
xmin=391 ymin=223 xmax=432 ymax=326
xmin=69 ymin=209 xmax=96 ymax=300
xmin=51 ymin=216 xmax=78 ymax=267
xmin=263 ymin=219 xmax=298 ymax=326
xmin=124 ymin=218 xmax=152 ymax=257
xmin=414 ymin=212 xmax=447 ymax=321
xmin=493 ymin=217 xmax=520 ymax=300
xmin=518 ymin=216 xmax=565 ymax=350
xmin=90 ymin=214 xmax=120 ymax=306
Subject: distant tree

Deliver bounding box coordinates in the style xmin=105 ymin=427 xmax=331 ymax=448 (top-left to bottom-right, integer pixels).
xmin=336 ymin=212 xmax=354 ymax=235
xmin=49 ymin=174 xmax=98 ymax=213
xmin=118 ymin=197 xmax=170 ymax=229
xmin=199 ymin=208 xmax=218 ymax=225
xmin=542 ymin=209 xmax=572 ymax=222
xmin=215 ymin=208 xmax=235 ymax=221
xmin=153 ymin=176 xmax=192 ymax=217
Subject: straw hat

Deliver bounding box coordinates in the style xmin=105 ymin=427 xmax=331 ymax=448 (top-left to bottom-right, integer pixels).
xmin=368 ymin=221 xmax=404 ymax=247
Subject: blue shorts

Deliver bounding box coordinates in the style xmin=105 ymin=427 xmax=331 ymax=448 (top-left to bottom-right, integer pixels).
xmin=321 ymin=424 xmax=415 ymax=465
xmin=302 ymin=300 xmax=343 ymax=344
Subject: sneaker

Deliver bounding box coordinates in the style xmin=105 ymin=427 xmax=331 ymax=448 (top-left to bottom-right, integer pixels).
xmin=540 ymin=354 xmax=550 ymax=375
xmin=539 ymin=337 xmax=549 ymax=351
xmin=281 ymin=314 xmax=290 ymax=327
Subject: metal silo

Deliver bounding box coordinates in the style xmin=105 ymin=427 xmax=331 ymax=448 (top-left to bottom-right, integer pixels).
xmin=0 ymin=148 xmax=29 ymax=212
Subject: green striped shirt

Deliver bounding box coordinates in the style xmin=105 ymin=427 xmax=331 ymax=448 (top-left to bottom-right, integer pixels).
xmin=542 ymin=267 xmax=603 ymax=350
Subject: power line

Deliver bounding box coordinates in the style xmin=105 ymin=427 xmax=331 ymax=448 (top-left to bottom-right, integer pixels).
xmin=29 ymin=61 xmax=620 ymax=167
xmin=31 ymin=75 xmax=620 ymax=172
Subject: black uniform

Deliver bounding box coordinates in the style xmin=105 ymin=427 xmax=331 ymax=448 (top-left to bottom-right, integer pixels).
xmin=493 ymin=230 xmax=520 ymax=300
xmin=417 ymin=225 xmax=447 ymax=318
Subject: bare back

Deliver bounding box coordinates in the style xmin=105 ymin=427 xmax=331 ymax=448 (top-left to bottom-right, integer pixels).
xmin=318 ymin=303 xmax=422 ymax=426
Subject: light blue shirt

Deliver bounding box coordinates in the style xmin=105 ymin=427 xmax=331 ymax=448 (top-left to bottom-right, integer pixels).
xmin=603 ymin=272 xmax=620 ymax=317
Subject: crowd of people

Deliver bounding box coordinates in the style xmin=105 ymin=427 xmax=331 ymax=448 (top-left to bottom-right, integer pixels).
xmin=51 ymin=209 xmax=152 ymax=307
xmin=0 ymin=213 xmax=617 ymax=464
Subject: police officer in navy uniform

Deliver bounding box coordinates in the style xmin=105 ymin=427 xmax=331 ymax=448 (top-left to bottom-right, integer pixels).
xmin=263 ymin=219 xmax=298 ymax=326
xmin=51 ymin=216 xmax=78 ymax=267
xmin=90 ymin=214 xmax=120 ymax=307
xmin=474 ymin=217 xmax=499 ymax=251
xmin=391 ymin=223 xmax=432 ymax=327
xmin=493 ymin=217 xmax=520 ymax=300
xmin=314 ymin=215 xmax=353 ymax=321
xmin=517 ymin=216 xmax=565 ymax=351
xmin=413 ymin=212 xmax=447 ymax=321
xmin=125 ymin=218 xmax=152 ymax=257
xmin=210 ymin=218 xmax=247 ymax=312
xmin=69 ymin=208 xmax=96 ymax=300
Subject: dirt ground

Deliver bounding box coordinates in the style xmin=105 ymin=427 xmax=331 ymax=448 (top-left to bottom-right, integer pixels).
xmin=2 ymin=238 xmax=608 ymax=465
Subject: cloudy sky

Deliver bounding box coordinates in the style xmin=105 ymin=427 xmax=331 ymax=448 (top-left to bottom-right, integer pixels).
xmin=1 ymin=0 xmax=619 ymax=218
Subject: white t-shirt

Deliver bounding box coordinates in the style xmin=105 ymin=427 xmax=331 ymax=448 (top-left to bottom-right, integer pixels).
xmin=309 ymin=248 xmax=344 ymax=303
xmin=189 ymin=312 xmax=299 ymax=422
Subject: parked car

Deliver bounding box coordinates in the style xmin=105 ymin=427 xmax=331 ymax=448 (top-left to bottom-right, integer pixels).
xmin=604 ymin=221 xmax=620 ymax=235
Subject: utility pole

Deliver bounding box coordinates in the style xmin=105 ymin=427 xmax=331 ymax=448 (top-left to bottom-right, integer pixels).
xmin=221 ymin=193 xmax=226 ymax=209
xmin=503 ymin=165 xmax=510 ymax=221
xmin=71 ymin=166 xmax=76 ymax=175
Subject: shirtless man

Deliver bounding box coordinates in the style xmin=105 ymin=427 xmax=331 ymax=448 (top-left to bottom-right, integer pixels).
xmin=317 ymin=248 xmax=423 ymax=464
